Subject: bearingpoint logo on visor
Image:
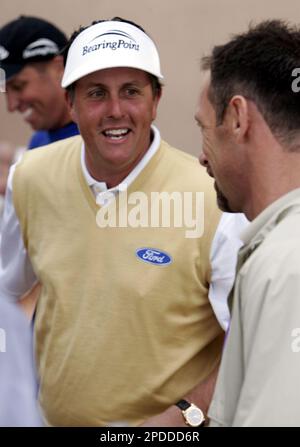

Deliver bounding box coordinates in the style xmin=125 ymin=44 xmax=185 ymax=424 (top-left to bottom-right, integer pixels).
xmin=82 ymin=29 xmax=140 ymax=56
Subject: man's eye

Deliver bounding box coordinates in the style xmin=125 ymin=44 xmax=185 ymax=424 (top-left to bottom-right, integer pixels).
xmin=11 ymin=83 xmax=25 ymax=92
xmin=88 ymin=89 xmax=106 ymax=98
xmin=125 ymin=88 xmax=140 ymax=97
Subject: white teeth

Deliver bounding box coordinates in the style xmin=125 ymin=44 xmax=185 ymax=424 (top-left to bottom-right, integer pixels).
xmin=22 ymin=108 xmax=33 ymax=119
xmin=104 ymin=128 xmax=129 ymax=137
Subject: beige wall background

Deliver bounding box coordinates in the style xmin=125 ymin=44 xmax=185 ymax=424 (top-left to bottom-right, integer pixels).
xmin=1 ymin=0 xmax=300 ymax=155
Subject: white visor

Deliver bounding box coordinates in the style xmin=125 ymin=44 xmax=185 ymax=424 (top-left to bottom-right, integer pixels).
xmin=62 ymin=21 xmax=163 ymax=87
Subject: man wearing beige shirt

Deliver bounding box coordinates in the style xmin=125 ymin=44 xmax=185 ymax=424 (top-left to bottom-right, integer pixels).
xmin=196 ymin=19 xmax=300 ymax=426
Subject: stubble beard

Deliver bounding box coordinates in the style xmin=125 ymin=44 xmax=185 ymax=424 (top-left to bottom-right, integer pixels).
xmin=214 ymin=182 xmax=235 ymax=213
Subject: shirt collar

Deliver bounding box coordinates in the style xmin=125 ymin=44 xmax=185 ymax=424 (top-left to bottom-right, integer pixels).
xmin=80 ymin=125 xmax=161 ymax=198
xmin=240 ymin=188 xmax=300 ymax=246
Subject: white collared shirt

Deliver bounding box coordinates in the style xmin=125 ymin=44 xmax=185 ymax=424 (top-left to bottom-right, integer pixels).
xmin=0 ymin=126 xmax=248 ymax=330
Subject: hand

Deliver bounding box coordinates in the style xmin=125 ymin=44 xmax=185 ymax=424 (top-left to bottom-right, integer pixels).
xmin=19 ymin=282 xmax=41 ymax=319
xmin=0 ymin=142 xmax=16 ymax=195
xmin=140 ymin=405 xmax=187 ymax=427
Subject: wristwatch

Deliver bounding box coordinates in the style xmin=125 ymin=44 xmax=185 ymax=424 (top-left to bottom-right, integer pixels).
xmin=175 ymin=399 xmax=205 ymax=427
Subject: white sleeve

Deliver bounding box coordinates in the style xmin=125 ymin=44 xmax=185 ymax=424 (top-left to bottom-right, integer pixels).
xmin=209 ymin=213 xmax=249 ymax=331
xmin=0 ymin=164 xmax=37 ymax=301
xmin=0 ymin=300 xmax=42 ymax=426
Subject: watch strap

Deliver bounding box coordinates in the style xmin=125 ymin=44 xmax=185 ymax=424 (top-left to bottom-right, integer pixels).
xmin=175 ymin=399 xmax=191 ymax=411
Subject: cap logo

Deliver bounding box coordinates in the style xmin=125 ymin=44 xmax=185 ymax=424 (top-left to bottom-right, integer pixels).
xmin=0 ymin=46 xmax=9 ymax=60
xmin=82 ymin=28 xmax=140 ymax=56
xmin=22 ymin=38 xmax=59 ymax=59
xmin=91 ymin=30 xmax=137 ymax=43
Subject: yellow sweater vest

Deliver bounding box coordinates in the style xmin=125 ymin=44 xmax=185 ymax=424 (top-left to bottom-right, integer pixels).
xmin=14 ymin=135 xmax=223 ymax=426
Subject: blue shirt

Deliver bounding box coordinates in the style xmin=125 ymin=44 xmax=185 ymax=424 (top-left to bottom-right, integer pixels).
xmin=28 ymin=122 xmax=79 ymax=149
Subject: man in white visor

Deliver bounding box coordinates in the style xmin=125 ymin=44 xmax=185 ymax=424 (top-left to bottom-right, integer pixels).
xmin=0 ymin=17 xmax=247 ymax=426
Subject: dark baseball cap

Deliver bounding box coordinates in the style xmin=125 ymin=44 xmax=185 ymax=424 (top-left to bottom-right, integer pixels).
xmin=0 ymin=15 xmax=67 ymax=81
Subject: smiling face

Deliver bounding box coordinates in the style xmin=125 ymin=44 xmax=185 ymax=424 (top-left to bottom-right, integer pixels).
xmin=195 ymin=77 xmax=247 ymax=213
xmin=5 ymin=59 xmax=70 ymax=131
xmin=69 ymin=67 xmax=161 ymax=186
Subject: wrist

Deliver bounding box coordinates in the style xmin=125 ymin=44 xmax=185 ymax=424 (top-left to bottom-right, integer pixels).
xmin=175 ymin=399 xmax=206 ymax=427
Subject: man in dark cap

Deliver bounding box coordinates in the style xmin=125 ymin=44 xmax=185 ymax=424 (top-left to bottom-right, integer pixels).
xmin=0 ymin=16 xmax=80 ymax=319
xmin=0 ymin=15 xmax=79 ymax=149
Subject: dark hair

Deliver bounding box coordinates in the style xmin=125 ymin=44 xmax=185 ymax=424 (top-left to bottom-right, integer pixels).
xmin=64 ymin=17 xmax=162 ymax=99
xmin=202 ymin=20 xmax=300 ymax=149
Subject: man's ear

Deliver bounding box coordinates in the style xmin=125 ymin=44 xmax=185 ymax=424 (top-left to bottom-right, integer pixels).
xmin=49 ymin=55 xmax=65 ymax=78
xmin=65 ymin=90 xmax=78 ymax=124
xmin=226 ymin=95 xmax=250 ymax=143
xmin=151 ymin=88 xmax=162 ymax=122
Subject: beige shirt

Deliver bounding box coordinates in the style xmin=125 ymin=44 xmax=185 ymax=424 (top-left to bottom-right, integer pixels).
xmin=209 ymin=188 xmax=300 ymax=427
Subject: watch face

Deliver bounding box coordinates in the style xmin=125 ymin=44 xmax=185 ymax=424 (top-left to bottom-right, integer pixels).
xmin=185 ymin=406 xmax=205 ymax=427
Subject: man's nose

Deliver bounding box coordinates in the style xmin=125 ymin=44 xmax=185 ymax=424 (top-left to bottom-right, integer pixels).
xmin=107 ymin=96 xmax=124 ymax=119
xmin=199 ymin=150 xmax=208 ymax=168
xmin=6 ymin=90 xmax=19 ymax=112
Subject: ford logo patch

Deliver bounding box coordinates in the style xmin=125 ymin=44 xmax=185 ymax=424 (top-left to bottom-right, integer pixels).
xmin=136 ymin=248 xmax=172 ymax=266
